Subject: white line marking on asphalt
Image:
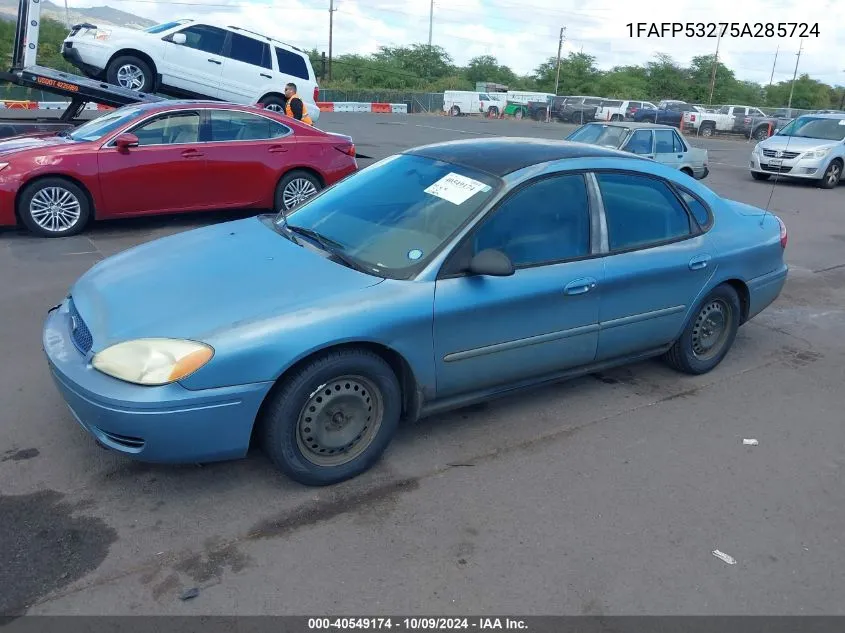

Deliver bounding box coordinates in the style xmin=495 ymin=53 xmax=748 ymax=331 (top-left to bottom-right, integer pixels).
xmin=414 ymin=124 xmax=485 ymax=135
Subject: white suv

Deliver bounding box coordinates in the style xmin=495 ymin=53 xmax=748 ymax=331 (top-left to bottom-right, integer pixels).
xmin=61 ymin=19 xmax=321 ymax=121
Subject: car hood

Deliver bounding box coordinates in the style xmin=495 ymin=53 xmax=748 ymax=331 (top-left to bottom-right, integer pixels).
xmin=0 ymin=134 xmax=74 ymax=157
xmin=760 ymin=136 xmax=841 ymax=152
xmin=69 ymin=216 xmax=384 ymax=350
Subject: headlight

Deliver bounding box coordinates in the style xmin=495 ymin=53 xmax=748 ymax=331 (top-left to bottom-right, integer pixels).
xmin=92 ymin=338 xmax=214 ymax=386
xmin=804 ymin=147 xmax=832 ymax=159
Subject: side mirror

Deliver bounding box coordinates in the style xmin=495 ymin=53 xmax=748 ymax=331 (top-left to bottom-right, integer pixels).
xmin=467 ymin=249 xmax=515 ymax=277
xmin=171 ymin=33 xmax=187 ymax=45
xmin=115 ymin=133 xmax=139 ymax=150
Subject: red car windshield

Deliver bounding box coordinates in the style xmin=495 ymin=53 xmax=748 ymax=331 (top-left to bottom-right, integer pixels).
xmin=66 ymin=106 xmax=146 ymax=142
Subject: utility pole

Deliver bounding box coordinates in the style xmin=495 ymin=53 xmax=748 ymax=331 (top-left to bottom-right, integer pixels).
xmin=328 ymin=0 xmax=337 ymax=81
xmin=553 ymin=27 xmax=566 ymax=96
xmin=428 ymin=0 xmax=433 ymax=47
xmin=707 ymin=32 xmax=721 ymax=105
xmin=786 ymin=39 xmax=803 ymax=110
xmin=768 ymin=45 xmax=779 ymax=87
xmin=64 ymin=0 xmax=70 ymax=27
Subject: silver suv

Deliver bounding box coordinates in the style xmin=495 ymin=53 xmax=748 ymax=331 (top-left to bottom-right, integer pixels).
xmin=750 ymin=113 xmax=845 ymax=188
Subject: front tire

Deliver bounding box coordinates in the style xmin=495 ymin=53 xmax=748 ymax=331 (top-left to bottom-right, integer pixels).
xmin=259 ymin=95 xmax=287 ymax=113
xmin=487 ymin=106 xmax=499 ymax=118
xmin=17 ymin=178 xmax=91 ymax=237
xmin=818 ymin=160 xmax=842 ymax=189
xmin=275 ymin=170 xmax=322 ymax=212
xmin=260 ymin=349 xmax=402 ymax=486
xmin=663 ymin=284 xmax=741 ymax=375
xmin=106 ymin=55 xmax=154 ymax=92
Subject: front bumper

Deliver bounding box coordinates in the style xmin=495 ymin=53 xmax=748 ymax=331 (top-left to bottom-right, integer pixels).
xmin=43 ymin=299 xmax=274 ymax=464
xmin=749 ymin=152 xmax=827 ymax=180
xmin=61 ymin=40 xmax=108 ymax=76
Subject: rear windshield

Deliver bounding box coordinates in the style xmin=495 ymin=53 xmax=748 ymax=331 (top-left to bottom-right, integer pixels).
xmin=144 ymin=20 xmax=189 ymax=34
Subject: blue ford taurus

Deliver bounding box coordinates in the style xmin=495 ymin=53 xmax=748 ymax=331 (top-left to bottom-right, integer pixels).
xmin=43 ymin=138 xmax=789 ymax=486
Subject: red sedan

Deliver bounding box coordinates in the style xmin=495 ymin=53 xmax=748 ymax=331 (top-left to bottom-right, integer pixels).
xmin=0 ymin=101 xmax=357 ymax=237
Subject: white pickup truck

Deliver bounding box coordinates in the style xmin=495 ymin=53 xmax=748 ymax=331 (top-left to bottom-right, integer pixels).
xmin=682 ymin=104 xmax=766 ymax=137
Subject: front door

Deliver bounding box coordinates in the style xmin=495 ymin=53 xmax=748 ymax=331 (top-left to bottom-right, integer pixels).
xmin=97 ymin=109 xmax=213 ymax=215
xmin=433 ymin=173 xmax=602 ymax=398
xmin=591 ymin=171 xmax=716 ymax=361
xmin=622 ymin=128 xmax=654 ymax=159
xmin=160 ymin=24 xmax=227 ymax=96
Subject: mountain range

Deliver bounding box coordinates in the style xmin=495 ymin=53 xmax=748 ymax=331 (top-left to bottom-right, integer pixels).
xmin=0 ymin=0 xmax=155 ymax=29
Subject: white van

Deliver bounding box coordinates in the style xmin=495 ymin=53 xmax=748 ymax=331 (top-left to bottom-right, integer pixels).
xmin=443 ymin=90 xmax=494 ymax=116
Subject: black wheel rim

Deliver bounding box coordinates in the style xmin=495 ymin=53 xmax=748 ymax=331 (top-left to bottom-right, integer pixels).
xmin=295 ymin=375 xmax=383 ymax=467
xmin=691 ymin=299 xmax=732 ymax=361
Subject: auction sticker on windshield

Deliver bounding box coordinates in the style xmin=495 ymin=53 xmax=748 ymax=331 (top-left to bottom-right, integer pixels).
xmin=424 ymin=173 xmax=491 ymax=205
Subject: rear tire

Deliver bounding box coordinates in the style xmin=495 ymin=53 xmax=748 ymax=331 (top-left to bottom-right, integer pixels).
xmin=753 ymin=126 xmax=770 ymax=141
xmin=663 ymin=284 xmax=741 ymax=375
xmin=260 ymin=348 xmax=402 ymax=486
xmin=275 ymin=170 xmax=322 ymax=213
xmin=17 ymin=177 xmax=91 ymax=238
xmin=514 ymin=108 xmax=524 ymax=120
xmin=818 ymin=160 xmax=842 ymax=189
xmin=680 ymin=167 xmax=694 ymax=178
xmin=487 ymin=106 xmax=499 ymax=118
xmin=259 ymin=95 xmax=287 ymax=113
xmin=106 ymin=55 xmax=154 ymax=93
xmin=449 ymin=105 xmax=461 ymax=116
xmin=699 ymin=123 xmax=715 ymax=138
xmin=751 ymin=171 xmax=770 ymax=181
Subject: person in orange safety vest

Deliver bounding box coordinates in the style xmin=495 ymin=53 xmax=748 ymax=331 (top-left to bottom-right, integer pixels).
xmin=284 ymin=83 xmax=313 ymax=125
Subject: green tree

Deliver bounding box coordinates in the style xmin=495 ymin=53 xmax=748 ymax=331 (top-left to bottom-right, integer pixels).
xmin=686 ymin=54 xmax=738 ymax=104
xmin=644 ymin=54 xmax=689 ymax=103
xmin=372 ymin=44 xmax=453 ymax=80
xmin=534 ymin=52 xmax=599 ymax=94
xmin=465 ymin=55 xmax=517 ymax=86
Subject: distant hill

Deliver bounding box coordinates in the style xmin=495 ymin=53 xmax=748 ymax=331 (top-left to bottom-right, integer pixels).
xmin=0 ymin=0 xmax=155 ymax=29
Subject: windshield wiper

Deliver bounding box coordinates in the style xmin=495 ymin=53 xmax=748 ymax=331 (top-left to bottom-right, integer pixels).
xmin=285 ymin=225 xmax=373 ymax=274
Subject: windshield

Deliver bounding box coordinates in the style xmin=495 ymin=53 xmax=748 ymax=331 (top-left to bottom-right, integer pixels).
xmin=280 ymin=154 xmax=501 ymax=279
xmin=777 ymin=116 xmax=845 ymax=141
xmin=66 ymin=106 xmax=144 ymax=142
xmin=144 ymin=20 xmax=189 ymax=33
xmin=566 ymin=124 xmax=629 ymax=147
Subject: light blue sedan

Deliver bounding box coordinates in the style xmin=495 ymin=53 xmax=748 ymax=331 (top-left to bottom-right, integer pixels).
xmin=43 ymin=138 xmax=789 ymax=486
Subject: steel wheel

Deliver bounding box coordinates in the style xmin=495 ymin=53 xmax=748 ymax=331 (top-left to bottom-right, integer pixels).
xmin=116 ymin=64 xmax=145 ymax=90
xmin=282 ymin=177 xmax=318 ymax=209
xmin=295 ymin=375 xmax=384 ymax=467
xmin=29 ymin=186 xmax=82 ymax=233
xmin=690 ymin=299 xmax=732 ymax=361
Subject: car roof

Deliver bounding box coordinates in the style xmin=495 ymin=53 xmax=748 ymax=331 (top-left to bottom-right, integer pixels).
xmin=405 ymin=137 xmax=641 ymax=177
xmin=800 ymin=112 xmax=845 ymax=119
xmin=119 ymin=100 xmax=288 ymax=118
xmin=179 ymin=19 xmax=307 ymax=53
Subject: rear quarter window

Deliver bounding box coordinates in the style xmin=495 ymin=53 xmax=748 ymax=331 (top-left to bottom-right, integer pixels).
xmin=275 ymin=47 xmax=310 ymax=81
xmin=677 ymin=189 xmax=712 ymax=229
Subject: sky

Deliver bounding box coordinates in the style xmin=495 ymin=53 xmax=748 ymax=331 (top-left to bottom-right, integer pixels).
xmin=66 ymin=0 xmax=845 ymax=86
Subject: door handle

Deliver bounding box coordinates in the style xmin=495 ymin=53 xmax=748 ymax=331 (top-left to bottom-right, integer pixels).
xmin=677 ymin=154 xmax=683 ymax=158
xmin=564 ymin=277 xmax=597 ymax=295
xmin=260 ymin=73 xmax=272 ymax=78
xmin=689 ymin=255 xmax=711 ymax=270
xmin=181 ymin=149 xmax=203 ymax=158
xmin=207 ymin=58 xmax=221 ymax=64
xmin=268 ymin=145 xmax=289 ymax=153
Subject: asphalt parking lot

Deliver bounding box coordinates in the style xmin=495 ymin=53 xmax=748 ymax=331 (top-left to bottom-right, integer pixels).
xmin=1 ymin=113 xmax=844 ymax=616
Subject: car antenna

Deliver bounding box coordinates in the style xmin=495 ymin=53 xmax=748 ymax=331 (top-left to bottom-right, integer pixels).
xmin=761 ymin=111 xmax=796 ymax=227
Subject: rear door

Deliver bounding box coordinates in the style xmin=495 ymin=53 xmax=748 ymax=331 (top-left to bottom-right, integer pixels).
xmin=217 ymin=31 xmax=273 ymax=103
xmin=591 ymin=171 xmax=715 ymax=361
xmin=97 ymin=109 xmax=213 ymax=215
xmin=160 ymin=24 xmax=227 ymax=96
xmin=202 ymin=108 xmax=299 ymax=209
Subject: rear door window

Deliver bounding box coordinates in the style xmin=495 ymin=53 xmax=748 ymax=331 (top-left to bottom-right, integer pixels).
xmin=227 ymin=33 xmax=272 ymax=69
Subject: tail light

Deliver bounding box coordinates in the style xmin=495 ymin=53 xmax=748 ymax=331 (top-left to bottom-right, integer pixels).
xmin=777 ymin=216 xmax=787 ymax=248
xmin=336 ymin=143 xmax=355 ymax=157
xmin=689 ymin=114 xmax=696 ymax=122
xmin=313 ymin=86 xmax=320 ymax=103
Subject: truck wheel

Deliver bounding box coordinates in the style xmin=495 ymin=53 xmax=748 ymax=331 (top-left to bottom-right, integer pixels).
xmin=753 ymin=126 xmax=770 ymax=141
xmin=106 ymin=55 xmax=154 ymax=92
xmin=514 ymin=108 xmax=524 ymax=119
xmin=259 ymin=348 xmax=402 ymax=486
xmin=449 ymin=105 xmax=461 ymax=116
xmin=699 ymin=123 xmax=715 ymax=138
xmin=487 ymin=106 xmax=499 ymax=118
xmin=18 ymin=178 xmax=92 ymax=238
xmin=819 ymin=160 xmax=842 ymax=189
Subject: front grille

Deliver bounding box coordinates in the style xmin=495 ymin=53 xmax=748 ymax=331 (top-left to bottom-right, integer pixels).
xmin=762 ymin=149 xmax=800 ymax=159
xmin=761 ymin=164 xmax=793 ymax=173
xmin=68 ymin=298 xmax=93 ymax=355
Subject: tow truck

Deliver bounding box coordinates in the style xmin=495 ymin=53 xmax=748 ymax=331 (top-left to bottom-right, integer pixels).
xmin=0 ymin=0 xmax=163 ymax=138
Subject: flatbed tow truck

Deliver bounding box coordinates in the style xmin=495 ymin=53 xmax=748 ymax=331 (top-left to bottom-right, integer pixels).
xmin=0 ymin=0 xmax=163 ymax=138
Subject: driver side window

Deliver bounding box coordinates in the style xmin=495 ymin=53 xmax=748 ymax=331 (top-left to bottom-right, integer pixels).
xmin=130 ymin=111 xmax=201 ymax=146
xmin=471 ymin=174 xmax=591 ymax=267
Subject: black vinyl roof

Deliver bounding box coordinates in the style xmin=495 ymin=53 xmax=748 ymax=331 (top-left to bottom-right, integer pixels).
xmin=405 ymin=137 xmax=640 ymax=177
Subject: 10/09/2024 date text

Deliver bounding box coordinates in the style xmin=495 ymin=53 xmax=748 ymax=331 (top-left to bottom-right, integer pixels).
xmin=627 ymin=22 xmax=820 ymax=38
